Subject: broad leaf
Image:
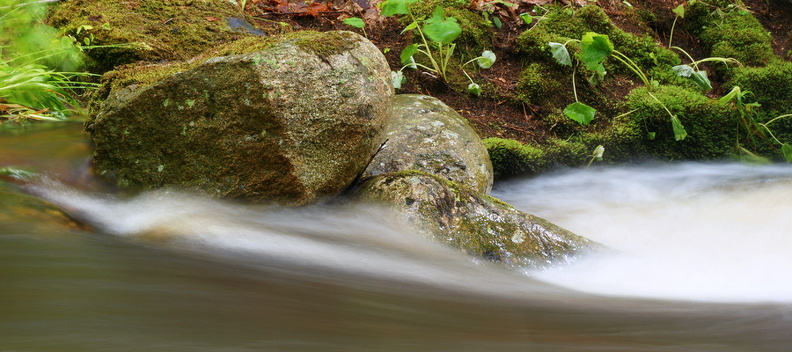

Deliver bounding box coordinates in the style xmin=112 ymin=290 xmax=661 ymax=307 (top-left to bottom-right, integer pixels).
xmin=423 ymin=7 xmax=461 ymax=44
xmin=492 ymin=16 xmax=502 ymax=29
xmin=671 ymin=115 xmax=687 ymax=141
xmin=400 ymin=43 xmax=418 ymax=66
xmin=401 ymin=21 xmax=418 ymax=34
xmin=477 ymin=50 xmax=496 ymax=68
xmin=342 ymin=17 xmax=365 ymax=29
xmin=549 ymin=42 xmax=571 ymax=66
xmin=719 ymin=86 xmax=742 ymax=105
xmin=690 ymin=70 xmax=712 ymax=91
xmin=672 ymin=64 xmax=694 ymax=77
xmin=580 ymin=32 xmax=613 ymax=72
xmin=672 ymin=4 xmax=685 ymax=18
xmin=563 ymin=102 xmax=596 ymax=125
xmin=378 ymin=0 xmax=416 ymax=16
xmin=782 ymin=144 xmax=792 ymax=162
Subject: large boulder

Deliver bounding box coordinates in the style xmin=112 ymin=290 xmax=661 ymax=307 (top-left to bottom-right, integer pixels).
xmin=354 ymin=171 xmax=598 ymax=268
xmin=363 ymin=94 xmax=494 ymax=194
xmin=87 ymin=31 xmax=394 ymax=206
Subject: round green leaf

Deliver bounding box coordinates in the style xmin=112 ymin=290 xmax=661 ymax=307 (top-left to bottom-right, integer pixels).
xmin=342 ymin=17 xmax=365 ymax=29
xmin=580 ymin=32 xmax=613 ymax=71
xmin=549 ymin=42 xmax=571 ymax=66
xmin=467 ymin=82 xmax=481 ymax=96
xmin=423 ymin=7 xmax=461 ymax=44
xmin=477 ymin=50 xmax=496 ymax=69
xmin=563 ymin=102 xmax=596 ymax=125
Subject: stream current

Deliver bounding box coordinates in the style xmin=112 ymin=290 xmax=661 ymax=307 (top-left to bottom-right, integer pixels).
xmin=2 ymin=122 xmax=792 ymax=351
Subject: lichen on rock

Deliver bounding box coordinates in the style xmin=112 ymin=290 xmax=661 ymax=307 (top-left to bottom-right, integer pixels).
xmin=363 ymin=94 xmax=494 ymax=194
xmin=354 ymin=171 xmax=599 ymax=269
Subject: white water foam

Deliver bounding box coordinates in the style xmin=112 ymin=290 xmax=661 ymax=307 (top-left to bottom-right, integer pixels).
xmin=494 ymin=162 xmax=792 ymax=303
xmin=27 ymin=180 xmax=564 ymax=300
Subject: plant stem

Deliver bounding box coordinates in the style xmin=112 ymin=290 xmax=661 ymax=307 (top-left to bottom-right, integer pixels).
xmin=611 ymin=50 xmax=650 ymax=87
xmin=668 ymin=15 xmax=679 ymax=48
xmin=571 ymin=61 xmax=579 ymax=103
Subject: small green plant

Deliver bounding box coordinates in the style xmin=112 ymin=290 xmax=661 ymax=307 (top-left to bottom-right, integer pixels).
xmin=518 ymin=5 xmax=549 ymax=30
xmin=550 ymin=32 xmax=687 ymax=140
xmin=379 ymin=0 xmax=495 ymax=95
xmin=342 ymin=17 xmax=367 ymax=38
xmin=720 ymin=86 xmax=792 ymax=161
xmin=670 ymin=46 xmax=739 ymax=92
xmin=667 ymin=2 xmax=687 ymax=48
xmin=586 ymin=145 xmax=605 ymax=167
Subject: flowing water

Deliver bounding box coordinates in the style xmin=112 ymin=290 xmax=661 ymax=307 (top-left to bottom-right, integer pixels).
xmin=2 ymin=122 xmax=792 ymax=351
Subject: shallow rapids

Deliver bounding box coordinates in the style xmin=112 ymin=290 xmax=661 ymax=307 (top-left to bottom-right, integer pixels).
xmin=5 ymin=123 xmax=792 ymax=351
xmin=493 ymin=162 xmax=792 ymax=303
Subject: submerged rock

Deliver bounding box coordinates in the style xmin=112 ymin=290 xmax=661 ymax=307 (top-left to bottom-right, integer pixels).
xmin=354 ymin=171 xmax=598 ymax=268
xmin=363 ymin=94 xmax=494 ymax=194
xmin=87 ymin=31 xmax=393 ymax=206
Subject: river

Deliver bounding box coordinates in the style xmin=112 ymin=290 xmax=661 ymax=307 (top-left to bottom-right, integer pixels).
xmin=2 ymin=122 xmax=791 ymax=351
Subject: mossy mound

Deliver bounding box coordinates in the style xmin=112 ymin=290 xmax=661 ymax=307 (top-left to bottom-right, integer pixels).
xmin=685 ymin=0 xmax=775 ymax=68
xmin=626 ymin=85 xmax=736 ymax=160
xmin=354 ymin=171 xmax=599 ymax=268
xmin=48 ymin=0 xmax=260 ymax=72
xmin=727 ymin=60 xmax=792 ymax=122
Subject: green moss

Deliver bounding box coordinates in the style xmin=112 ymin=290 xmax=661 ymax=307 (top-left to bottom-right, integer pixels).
xmin=626 ymin=85 xmax=736 ymax=160
xmin=445 ymin=7 xmax=493 ymax=56
xmin=483 ymin=137 xmax=546 ymax=178
xmin=47 ymin=0 xmax=262 ymax=73
xmin=543 ymin=138 xmax=588 ymax=166
xmin=686 ymin=1 xmax=774 ymax=68
xmin=580 ymin=112 xmax=647 ymax=162
xmin=484 ymin=137 xmax=593 ymax=178
xmin=727 ymin=60 xmax=792 ymax=121
xmin=293 ymin=31 xmax=362 ymax=58
xmin=515 ymin=63 xmax=567 ymax=108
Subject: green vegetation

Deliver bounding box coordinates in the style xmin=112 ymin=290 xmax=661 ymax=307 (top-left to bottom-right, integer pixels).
xmin=1 ymin=0 xmax=98 ymax=122
xmin=378 ymin=0 xmax=495 ymax=94
xmin=625 ymin=84 xmax=735 ymax=160
xmin=685 ymin=0 xmax=774 ymax=69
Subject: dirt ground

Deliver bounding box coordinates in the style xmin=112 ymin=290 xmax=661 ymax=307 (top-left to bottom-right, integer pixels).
xmin=244 ymin=0 xmax=792 ymax=144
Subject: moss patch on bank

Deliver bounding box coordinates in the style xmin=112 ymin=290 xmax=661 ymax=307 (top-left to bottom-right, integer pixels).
xmin=47 ymin=0 xmax=268 ymax=73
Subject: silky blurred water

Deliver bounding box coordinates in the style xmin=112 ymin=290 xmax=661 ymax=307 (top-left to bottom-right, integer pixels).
xmin=2 ymin=122 xmax=792 ymax=351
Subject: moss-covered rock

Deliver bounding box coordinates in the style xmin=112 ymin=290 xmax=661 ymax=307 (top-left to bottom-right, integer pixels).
xmin=48 ymin=0 xmax=262 ymax=72
xmin=363 ymin=94 xmax=494 ymax=194
xmin=625 ymin=85 xmax=736 ymax=160
xmin=727 ymin=60 xmax=792 ymax=122
xmin=354 ymin=171 xmax=599 ymax=268
xmin=686 ymin=0 xmax=775 ymax=68
xmin=87 ymin=31 xmax=394 ymax=205
xmin=483 ymin=138 xmax=546 ymax=178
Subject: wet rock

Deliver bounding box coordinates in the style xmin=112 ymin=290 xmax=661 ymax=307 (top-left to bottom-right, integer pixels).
xmin=363 ymin=94 xmax=494 ymax=194
xmin=354 ymin=171 xmax=599 ymax=268
xmin=87 ymin=31 xmax=393 ymax=206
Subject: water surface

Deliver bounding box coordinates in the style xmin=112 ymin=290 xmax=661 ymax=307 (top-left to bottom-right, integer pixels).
xmin=2 ymin=122 xmax=791 ymax=351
